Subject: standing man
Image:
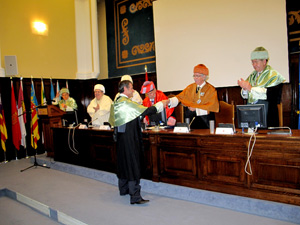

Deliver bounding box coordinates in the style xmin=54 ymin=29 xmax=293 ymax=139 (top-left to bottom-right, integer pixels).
xmin=87 ymin=84 xmax=112 ymax=126
xmin=237 ymin=47 xmax=285 ymax=126
xmin=114 ymin=75 xmax=143 ymax=104
xmin=109 ymin=80 xmax=167 ymax=205
xmin=167 ymin=64 xmax=219 ymax=129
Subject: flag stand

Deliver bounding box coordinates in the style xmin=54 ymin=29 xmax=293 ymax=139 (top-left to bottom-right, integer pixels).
xmin=2 ymin=151 xmax=8 ymax=163
xmin=20 ymin=132 xmax=50 ymax=172
xmin=25 ymin=150 xmax=29 ymax=159
xmin=15 ymin=149 xmax=18 ymax=160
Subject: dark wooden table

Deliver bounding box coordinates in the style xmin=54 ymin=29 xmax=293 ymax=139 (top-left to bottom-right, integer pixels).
xmin=53 ymin=127 xmax=300 ymax=206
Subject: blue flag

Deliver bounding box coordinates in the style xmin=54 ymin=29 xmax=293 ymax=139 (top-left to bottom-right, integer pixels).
xmin=31 ymin=80 xmax=39 ymax=107
xmin=50 ymin=79 xmax=55 ymax=100
xmin=56 ymin=80 xmax=61 ymax=101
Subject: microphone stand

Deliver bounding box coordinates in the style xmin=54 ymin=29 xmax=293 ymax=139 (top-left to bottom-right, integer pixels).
xmin=20 ymin=150 xmax=50 ymax=172
xmin=20 ymin=104 xmax=50 ymax=172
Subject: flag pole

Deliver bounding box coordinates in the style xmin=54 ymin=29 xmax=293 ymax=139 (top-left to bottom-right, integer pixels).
xmin=145 ymin=65 xmax=148 ymax=81
xmin=3 ymin=150 xmax=8 ymax=163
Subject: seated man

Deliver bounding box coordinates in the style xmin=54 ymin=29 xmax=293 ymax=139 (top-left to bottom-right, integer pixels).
xmin=140 ymin=81 xmax=176 ymax=126
xmin=87 ymin=84 xmax=113 ymax=126
xmin=114 ymin=75 xmax=143 ymax=104
xmin=167 ymin=64 xmax=219 ymax=129
xmin=237 ymin=46 xmax=285 ymax=127
xmin=53 ymin=87 xmax=77 ymax=111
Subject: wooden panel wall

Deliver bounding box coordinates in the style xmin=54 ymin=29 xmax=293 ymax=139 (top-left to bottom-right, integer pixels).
xmin=0 ymin=72 xmax=296 ymax=162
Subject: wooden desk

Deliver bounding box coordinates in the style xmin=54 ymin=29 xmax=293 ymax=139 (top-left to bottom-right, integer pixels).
xmin=52 ymin=127 xmax=300 ymax=205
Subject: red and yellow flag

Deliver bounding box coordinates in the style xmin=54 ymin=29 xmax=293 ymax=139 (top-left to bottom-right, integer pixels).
xmin=0 ymin=94 xmax=8 ymax=152
xmin=11 ymin=80 xmax=21 ymax=150
xmin=31 ymin=80 xmax=40 ymax=149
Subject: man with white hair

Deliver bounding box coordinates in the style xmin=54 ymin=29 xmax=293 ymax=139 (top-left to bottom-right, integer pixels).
xmin=167 ymin=64 xmax=219 ymax=129
xmin=87 ymin=84 xmax=113 ymax=126
xmin=114 ymin=75 xmax=143 ymax=104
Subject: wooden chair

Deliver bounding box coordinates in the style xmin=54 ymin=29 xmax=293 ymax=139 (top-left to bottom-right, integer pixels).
xmin=167 ymin=94 xmax=184 ymax=123
xmin=215 ymin=101 xmax=235 ymax=127
xmin=277 ymin=103 xmax=283 ymax=127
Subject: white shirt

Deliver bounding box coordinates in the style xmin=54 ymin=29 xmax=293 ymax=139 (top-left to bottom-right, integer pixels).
xmin=87 ymin=95 xmax=113 ymax=126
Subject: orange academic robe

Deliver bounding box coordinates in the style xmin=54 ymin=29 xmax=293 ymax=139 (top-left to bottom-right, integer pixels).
xmin=176 ymin=82 xmax=219 ymax=113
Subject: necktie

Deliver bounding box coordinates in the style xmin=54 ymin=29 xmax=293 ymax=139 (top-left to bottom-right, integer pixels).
xmin=254 ymin=72 xmax=260 ymax=85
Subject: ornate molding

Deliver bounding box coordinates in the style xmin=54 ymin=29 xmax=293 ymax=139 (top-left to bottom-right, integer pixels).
xmin=288 ymin=10 xmax=300 ymax=26
xmin=121 ymin=18 xmax=129 ymax=45
xmin=132 ymin=42 xmax=155 ymax=56
xmin=129 ymin=0 xmax=153 ymax=13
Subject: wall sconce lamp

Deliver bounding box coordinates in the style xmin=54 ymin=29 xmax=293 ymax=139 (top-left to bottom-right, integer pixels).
xmin=32 ymin=21 xmax=48 ymax=36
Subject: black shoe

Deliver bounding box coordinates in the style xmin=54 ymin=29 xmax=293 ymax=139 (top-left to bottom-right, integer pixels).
xmin=130 ymin=199 xmax=150 ymax=205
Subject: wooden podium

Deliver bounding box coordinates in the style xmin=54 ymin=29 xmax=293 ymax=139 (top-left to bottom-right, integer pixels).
xmin=38 ymin=105 xmax=65 ymax=157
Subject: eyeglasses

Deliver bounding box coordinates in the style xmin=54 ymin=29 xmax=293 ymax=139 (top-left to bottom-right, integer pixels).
xmin=193 ymin=74 xmax=205 ymax=78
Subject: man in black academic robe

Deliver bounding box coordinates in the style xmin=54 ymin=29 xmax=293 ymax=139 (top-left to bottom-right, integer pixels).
xmin=109 ymin=80 xmax=167 ymax=205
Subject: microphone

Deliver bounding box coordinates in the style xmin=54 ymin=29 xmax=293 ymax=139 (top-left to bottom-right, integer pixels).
xmin=232 ymin=117 xmax=236 ymax=133
xmin=189 ymin=117 xmax=195 ymax=131
xmin=88 ymin=118 xmax=98 ymax=127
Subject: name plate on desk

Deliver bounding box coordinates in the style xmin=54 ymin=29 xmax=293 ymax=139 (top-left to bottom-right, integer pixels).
xmin=215 ymin=127 xmax=234 ymax=135
xmin=173 ymin=126 xmax=189 ymax=133
xmin=78 ymin=124 xmax=87 ymax=129
xmin=98 ymin=125 xmax=111 ymax=130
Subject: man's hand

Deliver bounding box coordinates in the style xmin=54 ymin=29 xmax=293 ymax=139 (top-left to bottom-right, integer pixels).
xmin=167 ymin=117 xmax=176 ymax=126
xmin=93 ymin=104 xmax=100 ymax=112
xmin=161 ymin=99 xmax=170 ymax=108
xmin=143 ymin=117 xmax=148 ymax=125
xmin=238 ymin=78 xmax=252 ymax=91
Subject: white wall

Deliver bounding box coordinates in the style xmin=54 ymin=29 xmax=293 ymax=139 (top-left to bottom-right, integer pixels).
xmin=153 ymin=0 xmax=289 ymax=91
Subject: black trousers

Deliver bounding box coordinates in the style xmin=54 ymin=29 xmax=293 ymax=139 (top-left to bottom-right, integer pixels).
xmin=118 ymin=179 xmax=142 ymax=203
xmin=184 ymin=108 xmax=214 ymax=129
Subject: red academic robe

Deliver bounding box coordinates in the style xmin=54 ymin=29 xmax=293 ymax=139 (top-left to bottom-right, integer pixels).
xmin=142 ymin=90 xmax=174 ymax=124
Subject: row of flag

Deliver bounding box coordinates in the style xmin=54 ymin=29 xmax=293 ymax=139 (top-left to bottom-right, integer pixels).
xmin=0 ymin=78 xmax=68 ymax=154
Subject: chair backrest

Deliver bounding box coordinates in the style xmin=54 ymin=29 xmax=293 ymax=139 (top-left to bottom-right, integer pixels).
xmin=277 ymin=103 xmax=283 ymax=127
xmin=215 ymin=101 xmax=234 ymax=127
xmin=167 ymin=94 xmax=184 ymax=123
xmin=267 ymin=83 xmax=283 ymax=127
